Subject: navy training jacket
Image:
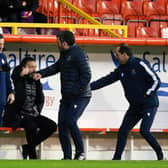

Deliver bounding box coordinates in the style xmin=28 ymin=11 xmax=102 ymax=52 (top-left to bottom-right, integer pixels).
xmin=39 ymin=44 xmax=91 ymax=99
xmin=91 ymin=56 xmax=160 ymax=109
xmin=0 ymin=53 xmax=14 ymax=106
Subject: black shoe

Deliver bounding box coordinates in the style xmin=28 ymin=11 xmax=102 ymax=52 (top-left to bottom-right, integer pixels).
xmin=112 ymin=158 xmax=121 ymax=160
xmin=29 ymin=147 xmax=37 ymax=159
xmin=74 ymin=153 xmax=86 ymax=160
xmin=112 ymin=155 xmax=121 ymax=160
xmin=20 ymin=144 xmax=29 ymax=160
xmin=157 ymin=151 xmax=164 ymax=160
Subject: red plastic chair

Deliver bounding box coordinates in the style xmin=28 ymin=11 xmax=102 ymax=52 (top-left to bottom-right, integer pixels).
xmin=100 ymin=14 xmax=123 ymax=37
xmin=102 ymin=14 xmax=123 ymax=25
xmin=76 ymin=17 xmax=101 ymax=36
xmin=36 ymin=0 xmax=58 ymax=17
xmin=72 ymin=0 xmax=97 ymax=14
xmin=136 ymin=26 xmax=159 ymax=38
xmin=121 ymin=0 xmax=145 ymax=21
xmin=97 ymin=0 xmax=121 ymax=14
xmin=161 ymin=27 xmax=168 ymax=38
xmin=127 ymin=20 xmax=147 ymax=37
xmin=149 ymin=16 xmax=168 ymax=37
xmin=143 ymin=0 xmax=167 ymax=18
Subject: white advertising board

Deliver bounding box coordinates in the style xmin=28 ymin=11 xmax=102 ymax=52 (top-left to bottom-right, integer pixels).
xmin=5 ymin=43 xmax=168 ymax=129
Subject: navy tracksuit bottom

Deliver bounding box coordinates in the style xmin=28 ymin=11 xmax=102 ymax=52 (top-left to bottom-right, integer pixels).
xmin=113 ymin=106 xmax=163 ymax=160
xmin=58 ymin=97 xmax=90 ymax=159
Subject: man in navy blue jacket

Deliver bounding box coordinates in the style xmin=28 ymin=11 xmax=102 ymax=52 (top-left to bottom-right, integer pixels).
xmin=33 ymin=31 xmax=91 ymax=160
xmin=0 ymin=34 xmax=15 ymax=126
xmin=91 ymin=44 xmax=163 ymax=160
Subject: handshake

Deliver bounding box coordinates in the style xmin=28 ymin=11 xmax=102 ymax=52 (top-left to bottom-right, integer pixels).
xmin=0 ymin=64 xmax=11 ymax=72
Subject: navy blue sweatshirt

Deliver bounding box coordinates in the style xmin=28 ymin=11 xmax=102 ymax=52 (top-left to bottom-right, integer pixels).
xmin=0 ymin=53 xmax=14 ymax=106
xmin=91 ymin=57 xmax=160 ymax=109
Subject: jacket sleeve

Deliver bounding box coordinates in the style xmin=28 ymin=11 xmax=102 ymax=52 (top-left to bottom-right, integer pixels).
xmin=11 ymin=66 xmax=22 ymax=83
xmin=139 ymin=61 xmax=160 ymax=95
xmin=39 ymin=59 xmax=60 ymax=78
xmin=6 ymin=72 xmax=14 ymax=94
xmin=3 ymin=55 xmax=14 ymax=94
xmin=91 ymin=69 xmax=120 ymax=91
xmin=75 ymin=51 xmax=91 ymax=90
xmin=36 ymin=81 xmax=44 ymax=113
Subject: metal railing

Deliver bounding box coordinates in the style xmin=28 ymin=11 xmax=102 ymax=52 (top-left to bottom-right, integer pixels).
xmin=0 ymin=23 xmax=128 ymax=37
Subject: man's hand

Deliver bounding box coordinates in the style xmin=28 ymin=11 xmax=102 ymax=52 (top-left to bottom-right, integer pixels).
xmin=7 ymin=93 xmax=15 ymax=104
xmin=33 ymin=73 xmax=42 ymax=80
xmin=20 ymin=67 xmax=29 ymax=76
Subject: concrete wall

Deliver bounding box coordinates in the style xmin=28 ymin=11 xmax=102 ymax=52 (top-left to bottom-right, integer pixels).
xmin=0 ymin=132 xmax=168 ymax=160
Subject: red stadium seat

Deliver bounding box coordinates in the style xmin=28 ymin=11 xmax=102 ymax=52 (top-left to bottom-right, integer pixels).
xmin=161 ymin=27 xmax=168 ymax=38
xmin=59 ymin=16 xmax=78 ymax=24
xmin=102 ymin=14 xmax=123 ymax=25
xmin=59 ymin=0 xmax=73 ymax=15
xmin=73 ymin=0 xmax=97 ymax=14
xmin=36 ymin=0 xmax=58 ymax=17
xmin=97 ymin=0 xmax=121 ymax=14
xmin=136 ymin=26 xmax=159 ymax=38
xmin=143 ymin=0 xmax=167 ymax=19
xmin=76 ymin=17 xmax=101 ymax=36
xmin=149 ymin=16 xmax=168 ymax=37
xmin=100 ymin=14 xmax=123 ymax=37
xmin=127 ymin=20 xmax=147 ymax=37
xmin=58 ymin=0 xmax=79 ymax=24
xmin=121 ymin=0 xmax=145 ymax=21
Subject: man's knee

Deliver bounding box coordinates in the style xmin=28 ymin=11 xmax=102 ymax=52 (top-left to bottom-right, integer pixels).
xmin=66 ymin=120 xmax=77 ymax=129
xmin=21 ymin=119 xmax=37 ymax=131
xmin=49 ymin=121 xmax=57 ymax=133
xmin=118 ymin=127 xmax=130 ymax=138
xmin=140 ymin=129 xmax=150 ymax=138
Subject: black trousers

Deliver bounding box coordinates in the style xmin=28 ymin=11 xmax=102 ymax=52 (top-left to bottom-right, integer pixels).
xmin=113 ymin=106 xmax=163 ymax=160
xmin=58 ymin=97 xmax=90 ymax=159
xmin=21 ymin=115 xmax=57 ymax=159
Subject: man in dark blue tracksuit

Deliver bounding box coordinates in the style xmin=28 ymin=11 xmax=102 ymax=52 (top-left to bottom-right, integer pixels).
xmin=33 ymin=31 xmax=91 ymax=160
xmin=0 ymin=34 xmax=15 ymax=126
xmin=91 ymin=44 xmax=163 ymax=160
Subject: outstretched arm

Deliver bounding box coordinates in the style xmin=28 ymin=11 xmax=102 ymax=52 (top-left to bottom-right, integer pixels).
xmin=91 ymin=69 xmax=119 ymax=91
xmin=33 ymin=59 xmax=60 ymax=80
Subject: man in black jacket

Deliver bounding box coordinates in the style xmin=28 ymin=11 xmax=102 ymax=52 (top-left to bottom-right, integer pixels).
xmin=4 ymin=57 xmax=57 ymax=159
xmin=91 ymin=44 xmax=163 ymax=160
xmin=33 ymin=31 xmax=91 ymax=160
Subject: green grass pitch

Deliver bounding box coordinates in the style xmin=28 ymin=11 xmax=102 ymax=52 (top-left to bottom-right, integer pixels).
xmin=0 ymin=160 xmax=167 ymax=168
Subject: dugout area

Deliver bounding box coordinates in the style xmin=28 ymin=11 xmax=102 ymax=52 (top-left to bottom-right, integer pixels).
xmin=1 ymin=35 xmax=168 ymax=161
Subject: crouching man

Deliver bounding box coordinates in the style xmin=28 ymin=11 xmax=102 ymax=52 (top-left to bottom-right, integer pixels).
xmin=4 ymin=57 xmax=57 ymax=159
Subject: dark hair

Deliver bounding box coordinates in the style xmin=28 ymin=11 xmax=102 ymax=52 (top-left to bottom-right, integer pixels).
xmin=118 ymin=44 xmax=133 ymax=57
xmin=20 ymin=57 xmax=35 ymax=67
xmin=0 ymin=34 xmax=4 ymax=39
xmin=56 ymin=30 xmax=75 ymax=46
xmin=143 ymin=51 xmax=150 ymax=55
